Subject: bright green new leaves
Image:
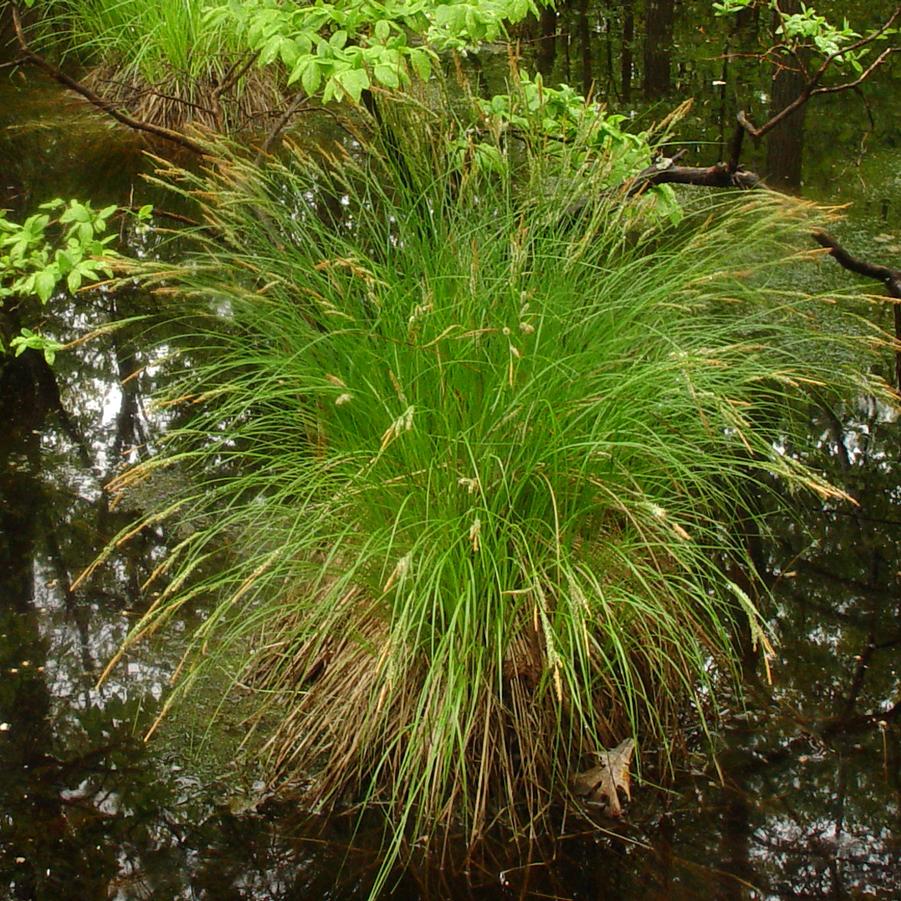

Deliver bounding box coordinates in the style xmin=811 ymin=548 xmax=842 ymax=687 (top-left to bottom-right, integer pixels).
xmin=713 ymin=1 xmax=893 ymax=74
xmin=459 ymin=73 xmax=682 ymax=223
xmin=1 ymin=198 xmax=118 ymax=302
xmin=777 ymin=6 xmax=860 ymax=60
xmin=0 ymin=198 xmax=120 ymax=360
xmin=206 ymin=0 xmax=550 ymax=104
xmin=9 ymin=328 xmax=66 ymax=366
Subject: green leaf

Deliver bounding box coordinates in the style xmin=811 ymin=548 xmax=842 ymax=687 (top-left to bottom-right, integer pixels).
xmin=330 ymin=29 xmax=348 ymax=49
xmin=279 ymin=39 xmax=300 ymax=69
xmin=67 ymin=269 xmax=82 ymax=293
xmin=302 ymin=60 xmax=322 ymax=94
xmin=259 ymin=36 xmax=282 ymax=66
xmin=374 ymin=63 xmax=400 ymax=89
xmin=475 ymin=144 xmax=507 ymax=175
xmin=56 ymin=249 xmax=75 ymax=273
xmin=409 ymin=48 xmax=432 ymax=81
xmin=335 ymin=67 xmax=370 ymax=104
xmin=35 ymin=269 xmax=57 ymax=303
xmin=61 ymin=203 xmax=90 ymax=224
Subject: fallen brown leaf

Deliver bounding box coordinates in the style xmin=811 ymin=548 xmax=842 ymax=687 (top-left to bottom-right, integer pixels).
xmin=572 ymin=737 xmax=636 ymax=817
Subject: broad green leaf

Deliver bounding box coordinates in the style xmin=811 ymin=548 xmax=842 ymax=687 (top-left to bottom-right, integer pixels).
xmin=409 ymin=48 xmax=432 ymax=81
xmin=34 ymin=269 xmax=57 ymax=303
xmin=280 ymin=39 xmax=300 ymax=68
xmin=374 ymin=63 xmax=400 ymax=89
xmin=302 ymin=60 xmax=322 ymax=94
xmin=61 ymin=203 xmax=90 ymax=224
xmin=335 ymin=67 xmax=370 ymax=104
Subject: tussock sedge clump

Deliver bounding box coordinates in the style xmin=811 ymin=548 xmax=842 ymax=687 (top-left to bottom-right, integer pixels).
xmin=98 ymin=114 xmax=889 ymax=883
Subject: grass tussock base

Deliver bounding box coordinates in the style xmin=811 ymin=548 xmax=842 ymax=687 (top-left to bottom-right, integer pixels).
xmin=81 ymin=64 xmax=285 ymax=132
xmin=103 ymin=112 xmax=891 ymax=887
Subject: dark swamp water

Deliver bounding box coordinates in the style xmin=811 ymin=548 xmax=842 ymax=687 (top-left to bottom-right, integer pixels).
xmin=1 ymin=4 xmax=899 ymax=899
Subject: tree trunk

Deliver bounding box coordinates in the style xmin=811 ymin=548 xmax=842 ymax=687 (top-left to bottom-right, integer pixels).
xmin=578 ymin=0 xmax=593 ymax=96
xmin=536 ymin=6 xmax=558 ymax=78
xmin=621 ymin=0 xmax=634 ymax=101
xmin=643 ymin=0 xmax=675 ymax=99
xmin=765 ymin=0 xmax=806 ymax=191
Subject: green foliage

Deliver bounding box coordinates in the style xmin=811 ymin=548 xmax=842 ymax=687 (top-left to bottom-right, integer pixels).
xmin=27 ymin=0 xmax=553 ymax=119
xmin=712 ymin=1 xmax=891 ymax=74
xmin=464 ymin=71 xmax=682 ymax=222
xmin=0 ymin=198 xmax=119 ymax=359
xmin=207 ymin=0 xmax=549 ymax=103
xmin=0 ymin=198 xmax=117 ymax=301
xmin=8 ymin=328 xmax=66 ymax=365
xmin=101 ymin=110 xmax=890 ymax=893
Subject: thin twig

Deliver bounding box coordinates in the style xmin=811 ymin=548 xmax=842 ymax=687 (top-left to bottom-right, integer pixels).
xmin=254 ymin=93 xmax=311 ymax=163
xmin=93 ymin=78 xmax=219 ymax=117
xmin=213 ymin=51 xmax=260 ymax=100
xmin=118 ymin=206 xmax=203 ymax=228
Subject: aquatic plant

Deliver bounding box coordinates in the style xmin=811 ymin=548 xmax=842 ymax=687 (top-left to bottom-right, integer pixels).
xmin=95 ymin=107 xmax=889 ymax=891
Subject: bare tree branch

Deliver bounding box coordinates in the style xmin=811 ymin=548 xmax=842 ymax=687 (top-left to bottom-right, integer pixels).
xmin=812 ymin=230 xmax=901 ymax=390
xmin=811 ymin=230 xmax=901 ymax=295
xmin=811 ymin=48 xmax=896 ymax=96
xmin=254 ymin=93 xmax=310 ymax=163
xmin=627 ymin=159 xmax=760 ymax=194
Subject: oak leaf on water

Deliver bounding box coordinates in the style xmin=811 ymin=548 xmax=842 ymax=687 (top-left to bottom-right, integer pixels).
xmin=572 ymin=737 xmax=636 ymax=817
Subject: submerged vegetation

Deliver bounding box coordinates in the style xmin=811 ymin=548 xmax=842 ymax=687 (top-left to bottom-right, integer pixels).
xmin=80 ymin=93 xmax=892 ymax=889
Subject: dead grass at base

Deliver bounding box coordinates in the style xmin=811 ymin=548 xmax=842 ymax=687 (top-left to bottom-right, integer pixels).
xmin=83 ymin=64 xmax=286 ymax=132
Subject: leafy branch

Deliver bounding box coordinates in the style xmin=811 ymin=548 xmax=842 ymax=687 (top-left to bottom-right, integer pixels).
xmin=714 ymin=2 xmax=899 ymax=146
xmin=206 ymin=0 xmax=551 ymax=104
xmin=0 ymin=199 xmax=143 ymax=362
